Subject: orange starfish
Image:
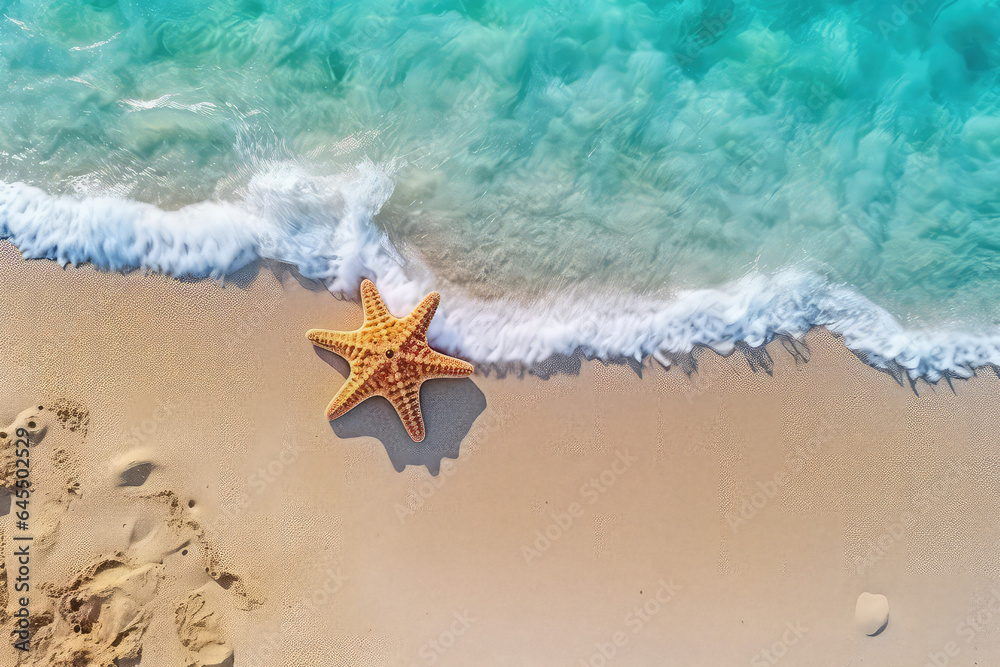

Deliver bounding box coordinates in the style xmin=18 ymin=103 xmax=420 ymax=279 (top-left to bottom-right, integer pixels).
xmin=307 ymin=280 xmax=474 ymax=442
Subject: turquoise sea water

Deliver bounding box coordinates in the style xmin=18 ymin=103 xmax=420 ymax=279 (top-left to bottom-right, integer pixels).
xmin=2 ymin=0 xmax=1000 ymax=378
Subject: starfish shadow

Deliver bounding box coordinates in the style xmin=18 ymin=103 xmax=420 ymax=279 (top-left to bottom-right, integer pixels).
xmin=315 ymin=349 xmax=487 ymax=475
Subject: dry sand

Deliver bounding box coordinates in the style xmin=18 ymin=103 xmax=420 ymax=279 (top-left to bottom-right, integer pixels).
xmin=1 ymin=239 xmax=1000 ymax=666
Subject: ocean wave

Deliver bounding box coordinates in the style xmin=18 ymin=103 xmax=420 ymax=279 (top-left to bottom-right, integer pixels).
xmin=0 ymin=160 xmax=423 ymax=302
xmin=2 ymin=164 xmax=998 ymax=384
xmin=4 ymin=0 xmax=1000 ymax=328
xmin=436 ymin=272 xmax=1000 ymax=383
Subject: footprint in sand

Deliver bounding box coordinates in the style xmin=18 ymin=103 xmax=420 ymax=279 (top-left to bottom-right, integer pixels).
xmin=113 ymin=448 xmax=157 ymax=488
xmin=176 ymin=587 xmax=234 ymax=667
xmin=33 ymin=556 xmax=160 ymax=666
xmin=0 ymin=400 xmax=256 ymax=666
xmin=0 ymin=400 xmax=88 ymax=551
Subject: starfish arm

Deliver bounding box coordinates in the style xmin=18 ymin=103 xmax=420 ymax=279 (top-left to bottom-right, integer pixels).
xmin=325 ymin=370 xmax=376 ymax=420
xmin=360 ymin=279 xmax=392 ymax=325
xmin=310 ymin=280 xmax=470 ymax=438
xmin=387 ymin=382 xmax=426 ymax=442
xmin=406 ymin=291 xmax=440 ymax=339
xmin=418 ymin=349 xmax=474 ymax=379
xmin=306 ymin=329 xmax=358 ymax=359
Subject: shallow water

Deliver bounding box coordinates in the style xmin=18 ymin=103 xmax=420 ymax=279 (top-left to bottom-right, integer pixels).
xmin=2 ymin=0 xmax=1000 ymax=378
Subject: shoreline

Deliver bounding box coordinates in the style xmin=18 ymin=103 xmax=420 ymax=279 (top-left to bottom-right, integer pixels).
xmin=5 ymin=177 xmax=1000 ymax=383
xmin=2 ymin=241 xmax=1000 ymax=665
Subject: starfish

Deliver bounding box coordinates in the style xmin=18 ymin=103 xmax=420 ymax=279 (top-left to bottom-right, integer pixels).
xmin=306 ymin=280 xmax=474 ymax=442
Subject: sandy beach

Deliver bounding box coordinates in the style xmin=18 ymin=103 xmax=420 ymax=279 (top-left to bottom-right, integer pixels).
xmin=2 ymin=239 xmax=1000 ymax=666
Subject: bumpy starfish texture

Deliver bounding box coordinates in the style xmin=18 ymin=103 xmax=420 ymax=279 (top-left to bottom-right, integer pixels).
xmin=307 ymin=280 xmax=474 ymax=442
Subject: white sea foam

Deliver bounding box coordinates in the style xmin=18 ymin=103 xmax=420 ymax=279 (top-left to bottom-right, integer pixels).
xmin=2 ymin=164 xmax=998 ymax=383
